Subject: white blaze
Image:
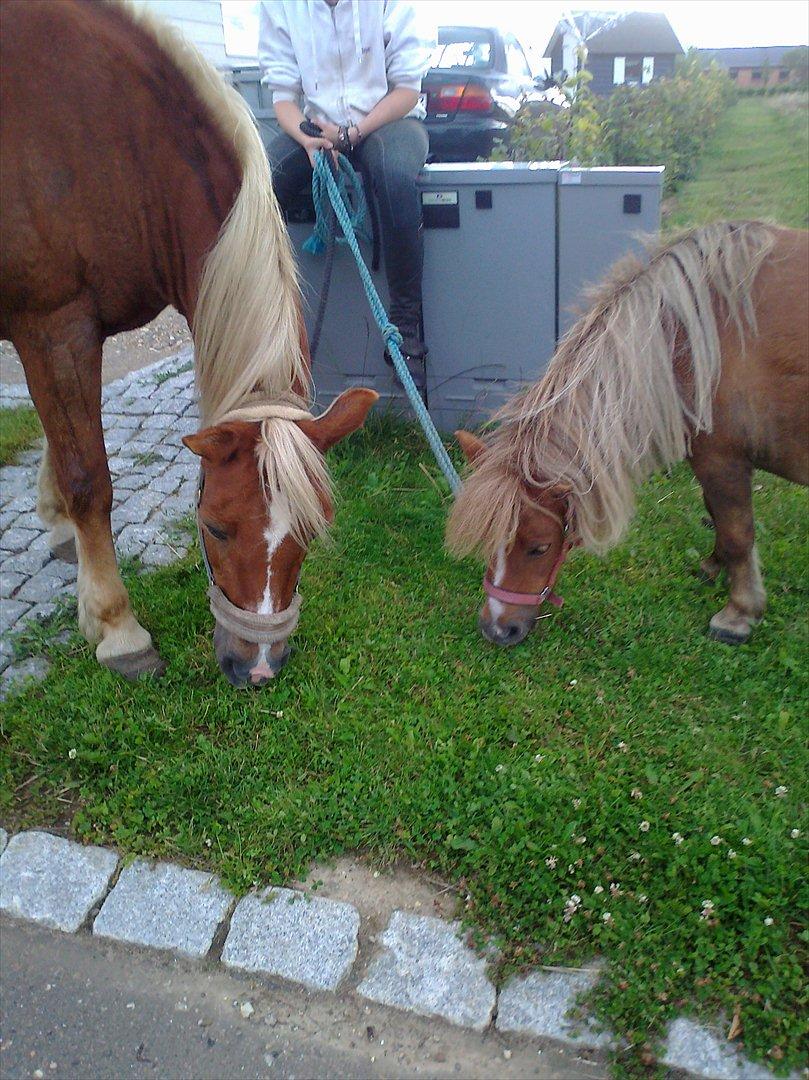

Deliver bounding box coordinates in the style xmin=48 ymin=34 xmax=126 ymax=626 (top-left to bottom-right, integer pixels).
xmin=254 ymin=492 xmax=291 ymax=666
xmin=488 ymin=544 xmax=507 ymax=619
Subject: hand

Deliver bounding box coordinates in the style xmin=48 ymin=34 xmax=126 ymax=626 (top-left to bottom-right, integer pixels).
xmin=298 ymin=133 xmax=335 ymax=169
xmin=318 ymin=121 xmax=341 ymax=145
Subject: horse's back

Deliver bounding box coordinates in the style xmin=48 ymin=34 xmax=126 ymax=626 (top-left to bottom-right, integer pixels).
xmin=714 ymin=226 xmax=808 ymax=484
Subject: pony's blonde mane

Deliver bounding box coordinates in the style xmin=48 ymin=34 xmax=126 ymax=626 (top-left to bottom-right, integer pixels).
xmin=447 ymin=221 xmax=777 ymax=559
xmin=110 ymin=1 xmax=307 ymax=425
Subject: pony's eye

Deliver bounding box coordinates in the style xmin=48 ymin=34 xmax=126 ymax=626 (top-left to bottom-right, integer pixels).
xmin=526 ymin=544 xmax=550 ymax=558
xmin=204 ymin=522 xmax=229 ymax=542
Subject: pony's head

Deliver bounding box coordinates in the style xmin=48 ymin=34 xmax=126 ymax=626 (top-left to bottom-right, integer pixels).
xmin=183 ymin=388 xmax=377 ymax=686
xmin=447 ymin=430 xmax=574 ymax=646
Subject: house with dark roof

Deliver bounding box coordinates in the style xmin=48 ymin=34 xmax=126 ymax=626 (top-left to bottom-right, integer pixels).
xmin=545 ymin=11 xmax=684 ymax=96
xmin=698 ymin=46 xmax=800 ymax=88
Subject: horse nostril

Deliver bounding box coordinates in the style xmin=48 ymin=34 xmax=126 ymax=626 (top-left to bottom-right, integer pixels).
xmin=504 ymin=623 xmax=522 ymax=640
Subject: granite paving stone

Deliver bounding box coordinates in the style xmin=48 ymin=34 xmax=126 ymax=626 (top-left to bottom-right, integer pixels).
xmin=0 ymin=571 xmax=26 ymax=599
xmin=0 ymin=831 xmax=118 ymax=932
xmin=357 ymin=911 xmax=496 ymax=1031
xmin=496 ymin=967 xmax=612 ymax=1048
xmin=661 ymin=1018 xmax=778 ymax=1079
xmin=0 ymin=527 xmax=40 ymax=554
xmin=1 ymin=656 xmax=51 ymax=698
xmin=222 ymin=887 xmax=360 ymax=992
xmin=1 ymin=598 xmax=32 ymax=635
xmin=93 ymin=859 xmax=233 ymax=959
xmin=14 ymin=563 xmax=77 ymax=604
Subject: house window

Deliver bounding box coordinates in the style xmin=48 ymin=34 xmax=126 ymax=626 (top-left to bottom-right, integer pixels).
xmin=613 ymin=57 xmax=653 ymax=86
xmin=729 ymin=69 xmax=739 ymax=79
xmin=751 ymin=69 xmax=763 ymax=81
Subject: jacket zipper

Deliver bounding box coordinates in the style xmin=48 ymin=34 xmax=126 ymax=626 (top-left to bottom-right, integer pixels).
xmin=331 ymin=6 xmax=350 ymax=125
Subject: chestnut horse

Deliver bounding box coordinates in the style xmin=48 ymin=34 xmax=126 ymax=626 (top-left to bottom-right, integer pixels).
xmin=448 ymin=221 xmax=808 ymax=646
xmin=0 ymin=1 xmax=377 ymax=685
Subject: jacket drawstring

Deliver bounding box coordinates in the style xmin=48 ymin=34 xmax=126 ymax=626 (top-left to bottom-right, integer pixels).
xmin=307 ymin=0 xmax=319 ymax=90
xmin=351 ymin=0 xmax=363 ymax=64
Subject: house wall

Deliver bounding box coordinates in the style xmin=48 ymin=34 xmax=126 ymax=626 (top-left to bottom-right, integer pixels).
xmin=731 ymin=66 xmax=793 ymax=88
xmin=588 ymin=53 xmax=675 ymax=96
xmin=141 ymin=0 xmax=229 ymax=66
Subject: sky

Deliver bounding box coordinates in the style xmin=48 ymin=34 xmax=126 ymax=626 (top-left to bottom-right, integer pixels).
xmin=222 ymin=1 xmax=809 ymax=61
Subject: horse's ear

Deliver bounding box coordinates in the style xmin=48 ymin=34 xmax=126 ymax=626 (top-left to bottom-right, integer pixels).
xmin=455 ymin=430 xmax=486 ymax=467
xmin=298 ymin=388 xmax=379 ymax=452
xmin=182 ymin=421 xmax=252 ymax=462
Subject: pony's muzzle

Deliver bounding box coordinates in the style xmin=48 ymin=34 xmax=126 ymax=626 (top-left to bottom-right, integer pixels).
xmin=478 ymin=602 xmax=534 ymax=647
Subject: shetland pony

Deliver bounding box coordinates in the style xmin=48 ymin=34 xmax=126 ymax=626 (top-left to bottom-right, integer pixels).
xmin=0 ymin=1 xmax=376 ymax=685
xmin=448 ymin=222 xmax=808 ymax=646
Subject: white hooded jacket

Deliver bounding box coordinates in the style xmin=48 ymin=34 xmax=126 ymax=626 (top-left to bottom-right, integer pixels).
xmin=258 ymin=1 xmax=434 ymax=127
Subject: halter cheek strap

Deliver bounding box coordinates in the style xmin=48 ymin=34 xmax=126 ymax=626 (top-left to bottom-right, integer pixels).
xmin=482 ymin=502 xmax=579 ymax=611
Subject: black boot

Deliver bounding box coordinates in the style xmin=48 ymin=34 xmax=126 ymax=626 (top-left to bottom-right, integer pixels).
xmin=382 ymin=225 xmax=427 ymax=394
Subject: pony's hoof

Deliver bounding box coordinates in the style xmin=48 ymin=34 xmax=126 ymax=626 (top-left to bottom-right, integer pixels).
xmin=101 ymin=646 xmax=167 ymax=680
xmin=50 ymin=536 xmax=78 ymax=563
xmin=707 ymin=616 xmax=751 ymax=645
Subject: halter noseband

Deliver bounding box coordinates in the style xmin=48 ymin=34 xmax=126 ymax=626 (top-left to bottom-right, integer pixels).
xmin=196 ymin=399 xmax=314 ymax=646
xmin=483 ymin=500 xmax=578 ymax=611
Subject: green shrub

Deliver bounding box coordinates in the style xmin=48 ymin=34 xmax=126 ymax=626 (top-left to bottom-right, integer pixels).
xmin=495 ymin=50 xmax=736 ymax=194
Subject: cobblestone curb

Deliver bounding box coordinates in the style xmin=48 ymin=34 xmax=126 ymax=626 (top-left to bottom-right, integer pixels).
xmin=0 ymin=828 xmax=794 ymax=1079
xmin=1 ymin=349 xmax=198 ymax=693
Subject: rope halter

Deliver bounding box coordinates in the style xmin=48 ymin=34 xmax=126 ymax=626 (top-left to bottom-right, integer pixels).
xmin=197 ymin=397 xmax=314 ymax=645
xmin=483 ymin=500 xmax=579 ymax=611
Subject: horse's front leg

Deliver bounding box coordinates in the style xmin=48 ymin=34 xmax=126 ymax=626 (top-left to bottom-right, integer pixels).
xmin=14 ymin=307 xmax=164 ymax=678
xmin=691 ymin=453 xmax=765 ymax=644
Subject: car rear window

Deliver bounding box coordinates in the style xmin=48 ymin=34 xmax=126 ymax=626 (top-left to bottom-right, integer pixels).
xmin=429 ymin=28 xmax=494 ymax=70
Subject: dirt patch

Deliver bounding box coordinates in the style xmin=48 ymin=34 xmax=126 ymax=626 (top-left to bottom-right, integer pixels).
xmin=0 ymin=308 xmax=192 ymax=387
xmin=295 ymin=855 xmax=460 ymax=934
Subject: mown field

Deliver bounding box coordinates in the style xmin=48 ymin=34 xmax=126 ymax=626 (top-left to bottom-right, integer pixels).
xmin=2 ymin=94 xmax=807 ymax=1075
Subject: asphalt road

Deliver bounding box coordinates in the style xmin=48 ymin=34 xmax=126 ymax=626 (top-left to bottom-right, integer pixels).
xmin=0 ymin=919 xmax=605 ymax=1080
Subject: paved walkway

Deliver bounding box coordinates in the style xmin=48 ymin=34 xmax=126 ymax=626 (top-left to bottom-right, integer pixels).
xmin=0 ymin=348 xmax=198 ymax=690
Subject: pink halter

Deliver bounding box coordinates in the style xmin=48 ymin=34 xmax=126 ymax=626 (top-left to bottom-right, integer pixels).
xmin=482 ymin=502 xmax=578 ymax=610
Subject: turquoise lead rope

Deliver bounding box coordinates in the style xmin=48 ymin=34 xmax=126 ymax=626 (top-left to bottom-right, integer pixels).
xmin=308 ymin=151 xmax=461 ymax=494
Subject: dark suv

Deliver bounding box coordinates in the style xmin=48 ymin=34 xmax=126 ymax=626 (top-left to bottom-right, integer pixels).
xmin=423 ymin=26 xmax=556 ymax=162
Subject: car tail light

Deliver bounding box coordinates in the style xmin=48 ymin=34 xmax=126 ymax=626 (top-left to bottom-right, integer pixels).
xmin=459 ymin=84 xmax=494 ymax=113
xmin=427 ymin=84 xmax=466 ymax=115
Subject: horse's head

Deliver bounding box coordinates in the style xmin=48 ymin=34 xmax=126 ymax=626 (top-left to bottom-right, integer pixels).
xmin=451 ymin=431 xmax=574 ymax=647
xmin=183 ymin=388 xmax=377 ymax=686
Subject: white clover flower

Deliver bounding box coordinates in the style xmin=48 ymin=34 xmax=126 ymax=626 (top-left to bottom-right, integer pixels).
xmin=534 ymin=753 xmax=544 ymax=762
xmin=630 ymin=788 xmax=643 ymax=800
xmin=572 ymin=798 xmax=582 ymax=809
xmin=617 ymin=741 xmax=628 ymax=752
xmin=594 ymin=885 xmax=604 ymax=894
xmin=701 ymin=899 xmax=714 ymax=908
xmin=629 ymin=851 xmax=642 ymax=861
xmin=68 ymin=748 xmax=77 ymax=760
xmin=764 ymin=916 xmax=774 ymax=926
xmin=672 ymin=832 xmax=684 ymax=845
xmin=545 ymin=856 xmax=558 ymax=869
xmin=610 ymin=882 xmax=622 ymax=896
xmin=728 ymin=849 xmax=737 ymax=859
xmin=576 ymin=835 xmax=587 ymax=845
xmin=639 ymin=820 xmax=650 ymax=832
xmin=790 ymin=828 xmax=800 ymax=839
xmin=568 ymin=864 xmax=575 ymax=874
xmin=602 ymin=912 xmax=612 ymax=923
xmin=775 ymin=786 xmax=788 ymax=798
xmin=638 ymin=895 xmax=648 ymax=904
xmin=742 ymin=837 xmax=752 ymax=846
xmin=570 ymin=894 xmax=582 ymax=904
xmin=569 ymin=679 xmax=578 ymax=686
xmin=699 ymin=900 xmax=715 ymax=920
xmin=710 ymin=835 xmax=722 ymax=846
xmin=495 ymin=764 xmax=505 ymax=773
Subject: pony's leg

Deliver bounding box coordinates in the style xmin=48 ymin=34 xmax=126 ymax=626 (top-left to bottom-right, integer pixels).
xmin=694 ymin=461 xmax=765 ymax=644
xmin=698 ymin=491 xmax=722 ymax=582
xmin=14 ymin=309 xmax=165 ymax=677
xmin=37 ymin=441 xmax=77 ymax=563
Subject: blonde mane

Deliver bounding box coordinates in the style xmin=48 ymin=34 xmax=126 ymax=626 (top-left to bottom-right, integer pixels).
xmin=447 ymin=221 xmax=777 ymax=559
xmin=110 ymin=1 xmax=308 ymax=425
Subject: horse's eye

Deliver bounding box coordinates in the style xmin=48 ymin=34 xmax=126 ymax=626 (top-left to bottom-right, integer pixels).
xmin=204 ymin=522 xmax=229 ymax=542
xmin=526 ymin=543 xmax=550 ymax=558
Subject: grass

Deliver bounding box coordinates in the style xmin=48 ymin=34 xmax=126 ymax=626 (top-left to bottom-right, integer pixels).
xmin=2 ymin=94 xmax=807 ymax=1076
xmin=0 ymin=406 xmax=42 ymax=466
xmin=666 ymin=93 xmax=809 ymax=230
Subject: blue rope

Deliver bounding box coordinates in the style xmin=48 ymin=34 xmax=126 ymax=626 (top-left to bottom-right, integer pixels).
xmin=303 ymin=152 xmax=370 ymax=255
xmin=310 ymin=152 xmax=461 ymax=493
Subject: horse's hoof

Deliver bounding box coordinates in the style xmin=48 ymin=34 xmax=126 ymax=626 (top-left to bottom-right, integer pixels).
xmin=50 ymin=536 xmax=78 ymax=563
xmin=707 ymin=623 xmax=750 ymax=646
xmin=101 ymin=646 xmax=167 ymax=680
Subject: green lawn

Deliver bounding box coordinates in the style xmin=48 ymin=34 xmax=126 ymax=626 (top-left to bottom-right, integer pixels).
xmin=0 ymin=405 xmax=42 ymax=467
xmin=666 ymin=93 xmax=809 ymax=230
xmin=2 ymin=96 xmax=807 ymax=1075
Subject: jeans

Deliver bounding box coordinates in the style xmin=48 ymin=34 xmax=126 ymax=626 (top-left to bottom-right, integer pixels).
xmin=267 ymin=118 xmax=430 ymax=353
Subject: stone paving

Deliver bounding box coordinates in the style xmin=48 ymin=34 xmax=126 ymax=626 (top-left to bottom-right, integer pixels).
xmin=0 ymin=828 xmax=796 ymax=1079
xmin=0 ymin=348 xmax=198 ymax=690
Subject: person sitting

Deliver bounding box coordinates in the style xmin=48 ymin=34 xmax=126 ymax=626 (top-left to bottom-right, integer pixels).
xmin=258 ymin=0 xmax=434 ymax=384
